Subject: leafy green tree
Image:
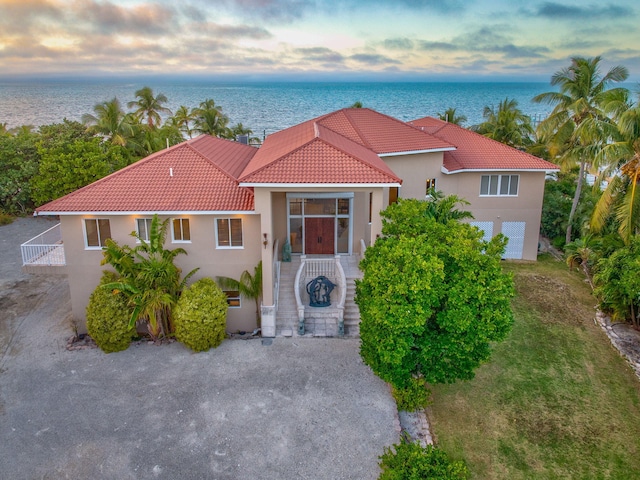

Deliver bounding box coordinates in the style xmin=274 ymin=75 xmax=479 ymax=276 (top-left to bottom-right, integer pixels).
xmin=101 ymin=215 xmax=199 ymax=340
xmin=379 ymin=441 xmax=469 ymax=480
xmin=193 ymin=98 xmax=232 ymax=138
xmin=356 ymin=198 xmax=514 ymax=397
xmin=82 ymin=98 xmax=134 ymax=146
xmin=594 ymin=236 xmax=640 ymax=328
xmin=533 ymin=56 xmax=629 ymax=244
xmin=437 ymin=107 xmax=467 ymax=126
xmin=127 ymin=86 xmax=172 ymax=129
xmin=350 ymin=101 xmax=363 ymax=108
xmin=0 ymin=129 xmax=39 ymax=214
xmin=473 ymin=97 xmax=533 ymax=149
xmin=217 ymin=261 xmax=263 ymax=329
xmin=173 ymin=278 xmax=228 ymax=352
xmin=31 ymin=136 xmax=129 ymax=205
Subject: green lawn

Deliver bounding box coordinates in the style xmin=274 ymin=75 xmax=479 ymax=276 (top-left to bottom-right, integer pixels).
xmin=428 ymin=255 xmax=640 ymax=479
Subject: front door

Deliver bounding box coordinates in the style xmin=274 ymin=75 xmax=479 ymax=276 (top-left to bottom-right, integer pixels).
xmin=305 ymin=217 xmax=335 ymax=254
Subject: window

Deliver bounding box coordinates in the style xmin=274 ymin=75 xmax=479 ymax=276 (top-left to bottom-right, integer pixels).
xmin=425 ymin=178 xmax=437 ymax=195
xmin=216 ymin=218 xmax=243 ymax=248
xmin=84 ymin=219 xmax=111 ymax=248
xmin=389 ymin=187 xmax=399 ymax=206
xmin=480 ymin=175 xmax=519 ymax=196
xmin=224 ymin=290 xmax=241 ymax=308
xmin=172 ymin=218 xmax=191 ymax=242
xmin=136 ymin=218 xmax=152 ymax=242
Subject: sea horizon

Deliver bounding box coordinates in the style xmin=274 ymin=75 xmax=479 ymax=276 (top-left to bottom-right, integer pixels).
xmin=1 ymin=79 xmax=560 ymax=134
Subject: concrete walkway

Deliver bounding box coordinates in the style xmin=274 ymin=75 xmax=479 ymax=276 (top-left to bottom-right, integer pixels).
xmin=0 ymin=218 xmax=399 ymax=479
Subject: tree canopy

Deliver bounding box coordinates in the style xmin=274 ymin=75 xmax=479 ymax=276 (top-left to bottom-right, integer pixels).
xmin=356 ymin=197 xmax=514 ymax=392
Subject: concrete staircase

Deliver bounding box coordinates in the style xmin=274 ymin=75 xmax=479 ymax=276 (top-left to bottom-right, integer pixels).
xmin=275 ymin=256 xmax=362 ymax=337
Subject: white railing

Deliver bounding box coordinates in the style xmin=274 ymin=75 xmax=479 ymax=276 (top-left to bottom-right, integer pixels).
xmin=272 ymin=238 xmax=280 ymax=311
xmin=359 ymin=238 xmax=367 ymax=260
xmin=294 ymin=255 xmax=346 ymax=336
xmin=21 ymin=223 xmax=66 ymax=266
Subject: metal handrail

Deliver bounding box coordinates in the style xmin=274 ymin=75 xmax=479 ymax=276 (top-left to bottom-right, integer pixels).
xmin=20 ymin=223 xmax=66 ymax=266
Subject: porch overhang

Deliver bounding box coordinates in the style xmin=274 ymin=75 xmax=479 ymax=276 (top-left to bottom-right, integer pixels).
xmin=239 ymin=183 xmax=401 ymax=188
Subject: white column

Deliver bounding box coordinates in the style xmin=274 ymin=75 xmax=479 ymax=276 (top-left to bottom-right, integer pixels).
xmin=254 ymin=188 xmax=276 ymax=337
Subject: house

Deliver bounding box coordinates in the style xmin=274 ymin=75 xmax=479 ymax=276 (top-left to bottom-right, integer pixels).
xmin=25 ymin=108 xmax=558 ymax=337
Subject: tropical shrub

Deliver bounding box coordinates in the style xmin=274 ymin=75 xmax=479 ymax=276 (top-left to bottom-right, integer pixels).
xmin=594 ymin=236 xmax=640 ymax=328
xmin=356 ymin=198 xmax=514 ymax=397
xmin=217 ymin=261 xmax=262 ymax=329
xmin=101 ymin=215 xmax=198 ymax=340
xmin=173 ymin=278 xmax=228 ymax=352
xmin=378 ymin=441 xmax=469 ymax=480
xmin=0 ymin=213 xmax=14 ymax=225
xmin=86 ymin=271 xmax=135 ymax=353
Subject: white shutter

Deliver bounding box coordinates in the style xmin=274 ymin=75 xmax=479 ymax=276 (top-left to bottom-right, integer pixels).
xmin=502 ymin=222 xmax=526 ymax=259
xmin=470 ymin=221 xmax=493 ymax=242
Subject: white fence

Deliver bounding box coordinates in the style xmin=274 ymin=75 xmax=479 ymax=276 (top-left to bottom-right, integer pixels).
xmin=20 ymin=223 xmax=66 ymax=266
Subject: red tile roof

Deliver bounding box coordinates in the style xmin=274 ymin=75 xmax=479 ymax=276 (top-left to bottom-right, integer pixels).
xmin=35 ymin=136 xmax=256 ymax=214
xmin=409 ymin=116 xmax=559 ymax=173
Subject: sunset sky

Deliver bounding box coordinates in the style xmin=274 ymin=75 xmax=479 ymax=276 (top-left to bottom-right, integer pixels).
xmin=1 ymin=0 xmax=638 ymax=81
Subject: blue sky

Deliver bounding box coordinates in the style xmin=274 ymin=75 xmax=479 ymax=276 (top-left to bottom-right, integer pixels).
xmin=1 ymin=0 xmax=638 ymax=81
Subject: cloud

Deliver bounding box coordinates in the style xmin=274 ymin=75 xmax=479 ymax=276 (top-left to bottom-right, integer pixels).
xmin=294 ymin=47 xmax=345 ymax=63
xmin=535 ymin=2 xmax=633 ymax=19
xmin=349 ymin=53 xmax=401 ymax=66
xmin=383 ymin=38 xmax=414 ymax=51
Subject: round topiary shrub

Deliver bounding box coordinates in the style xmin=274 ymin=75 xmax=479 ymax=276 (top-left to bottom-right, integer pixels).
xmin=86 ymin=271 xmax=135 ymax=353
xmin=173 ymin=277 xmax=228 ymax=352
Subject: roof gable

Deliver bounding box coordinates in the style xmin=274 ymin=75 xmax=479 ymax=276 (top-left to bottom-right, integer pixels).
xmin=409 ymin=116 xmax=559 ymax=172
xmin=36 ymin=136 xmax=256 ymax=214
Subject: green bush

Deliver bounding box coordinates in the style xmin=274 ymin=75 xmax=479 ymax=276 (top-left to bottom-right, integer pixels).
xmin=0 ymin=213 xmax=14 ymax=225
xmin=86 ymin=271 xmax=135 ymax=353
xmin=392 ymin=377 xmax=431 ymax=411
xmin=379 ymin=441 xmax=469 ymax=480
xmin=173 ymin=278 xmax=228 ymax=352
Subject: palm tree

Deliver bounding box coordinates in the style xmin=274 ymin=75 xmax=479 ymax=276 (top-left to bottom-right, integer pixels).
xmin=437 ymin=107 xmax=467 ymax=125
xmin=473 ymin=98 xmax=533 ymax=149
xmin=425 ymin=188 xmax=474 ymax=223
xmin=102 ymin=215 xmax=198 ymax=339
xmin=127 ymin=86 xmax=172 ymax=129
xmin=169 ymin=105 xmax=195 ymax=139
xmin=533 ymin=56 xmax=629 ymax=244
xmin=350 ymin=101 xmax=363 ymax=108
xmin=217 ymin=262 xmax=263 ymax=329
xmin=589 ymin=92 xmax=640 ymax=245
xmin=82 ymin=98 xmax=133 ymax=146
xmin=192 ymin=99 xmax=231 ymax=138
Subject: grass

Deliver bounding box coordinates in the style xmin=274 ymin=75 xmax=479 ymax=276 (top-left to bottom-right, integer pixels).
xmin=428 ymin=254 xmax=640 ymax=479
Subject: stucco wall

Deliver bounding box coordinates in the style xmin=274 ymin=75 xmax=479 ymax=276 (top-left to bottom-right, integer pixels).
xmin=61 ymin=214 xmax=262 ymax=334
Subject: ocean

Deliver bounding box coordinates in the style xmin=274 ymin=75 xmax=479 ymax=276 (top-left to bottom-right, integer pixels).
xmin=0 ymin=80 xmax=554 ymax=135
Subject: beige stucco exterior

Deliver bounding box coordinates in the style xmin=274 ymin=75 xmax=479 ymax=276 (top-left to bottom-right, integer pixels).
xmin=60 ymin=213 xmax=262 ymax=334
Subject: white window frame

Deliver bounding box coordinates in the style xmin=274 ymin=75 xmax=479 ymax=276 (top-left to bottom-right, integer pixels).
xmin=480 ymin=174 xmax=519 ymax=197
xmin=171 ymin=218 xmax=191 ymax=243
xmin=83 ymin=218 xmax=111 ymax=249
xmin=215 ymin=218 xmax=244 ymax=249
xmin=136 ymin=218 xmax=153 ymax=243
xmin=224 ymin=290 xmax=241 ymax=308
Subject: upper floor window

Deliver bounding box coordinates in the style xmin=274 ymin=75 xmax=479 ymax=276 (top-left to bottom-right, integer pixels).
xmin=136 ymin=218 xmax=152 ymax=242
xmin=172 ymin=218 xmax=191 ymax=242
xmin=480 ymin=175 xmax=519 ymax=196
xmin=84 ymin=219 xmax=111 ymax=248
xmin=216 ymin=218 xmax=243 ymax=248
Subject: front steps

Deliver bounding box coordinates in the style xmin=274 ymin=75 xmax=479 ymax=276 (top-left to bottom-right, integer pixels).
xmin=275 ymin=256 xmax=362 ymax=337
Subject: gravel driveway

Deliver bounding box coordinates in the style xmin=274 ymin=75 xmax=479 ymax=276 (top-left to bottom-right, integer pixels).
xmin=0 ymin=217 xmax=398 ymax=479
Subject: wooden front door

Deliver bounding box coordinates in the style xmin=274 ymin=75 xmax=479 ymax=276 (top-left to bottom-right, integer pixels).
xmin=305 ymin=218 xmax=335 ymax=254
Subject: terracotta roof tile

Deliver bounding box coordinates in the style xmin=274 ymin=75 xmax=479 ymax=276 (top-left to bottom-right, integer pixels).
xmin=240 ymin=138 xmax=401 ymax=184
xmin=317 ymin=108 xmax=454 ymax=154
xmin=409 ymin=116 xmax=559 ymax=172
xmin=36 ymin=137 xmax=255 ymax=214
